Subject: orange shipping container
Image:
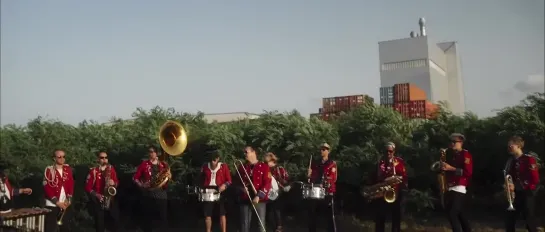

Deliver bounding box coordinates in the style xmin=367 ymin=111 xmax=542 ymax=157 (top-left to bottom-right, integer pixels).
xmin=393 ymin=83 xmax=427 ymax=103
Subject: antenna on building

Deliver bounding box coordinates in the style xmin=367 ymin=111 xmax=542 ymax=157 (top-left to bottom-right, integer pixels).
xmin=410 ymin=31 xmax=416 ymax=38
xmin=419 ymin=17 xmax=426 ymax=36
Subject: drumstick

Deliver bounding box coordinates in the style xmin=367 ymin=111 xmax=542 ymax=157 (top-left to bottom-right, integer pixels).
xmin=307 ymin=157 xmax=311 ymax=184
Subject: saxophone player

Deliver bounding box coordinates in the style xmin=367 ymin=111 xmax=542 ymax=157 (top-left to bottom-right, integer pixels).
xmin=440 ymin=133 xmax=473 ymax=232
xmin=84 ymin=151 xmax=121 ymax=232
xmin=43 ymin=149 xmax=75 ymax=232
xmin=371 ymin=142 xmax=408 ymax=232
xmin=504 ymin=136 xmax=539 ymax=232
xmin=133 ymin=145 xmax=169 ymax=232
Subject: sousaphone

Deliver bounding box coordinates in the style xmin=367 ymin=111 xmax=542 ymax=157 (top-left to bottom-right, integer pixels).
xmin=150 ymin=120 xmax=189 ymax=189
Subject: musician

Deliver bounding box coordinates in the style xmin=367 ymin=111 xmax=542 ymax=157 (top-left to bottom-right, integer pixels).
xmin=307 ymin=143 xmax=337 ymax=232
xmin=43 ymin=149 xmax=75 ymax=232
xmin=265 ymin=152 xmax=289 ymax=232
xmin=504 ymin=136 xmax=539 ymax=232
xmin=371 ymin=142 xmax=408 ymax=232
xmin=133 ymin=145 xmax=168 ymax=232
xmin=236 ymin=146 xmax=271 ymax=232
xmin=84 ymin=151 xmax=121 ymax=232
xmin=440 ymin=133 xmax=473 ymax=232
xmin=0 ymin=166 xmax=33 ymax=214
xmin=198 ymin=150 xmax=232 ymax=232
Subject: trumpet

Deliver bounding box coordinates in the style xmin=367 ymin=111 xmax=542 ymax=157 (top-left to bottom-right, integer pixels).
xmin=56 ymin=198 xmax=71 ymax=225
xmin=504 ymin=171 xmax=516 ymax=211
xmin=234 ymin=159 xmax=266 ymax=232
xmin=430 ymin=148 xmax=448 ymax=208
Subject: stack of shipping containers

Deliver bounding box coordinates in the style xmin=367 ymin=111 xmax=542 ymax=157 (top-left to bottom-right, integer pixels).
xmin=311 ymin=94 xmax=371 ymax=121
xmin=380 ymin=83 xmax=438 ymax=119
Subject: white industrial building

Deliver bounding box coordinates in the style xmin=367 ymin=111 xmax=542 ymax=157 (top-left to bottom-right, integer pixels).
xmin=202 ymin=112 xmax=260 ymax=123
xmin=378 ymin=18 xmax=466 ymax=114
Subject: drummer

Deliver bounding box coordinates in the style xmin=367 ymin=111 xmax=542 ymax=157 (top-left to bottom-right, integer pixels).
xmin=307 ymin=143 xmax=337 ymax=232
xmin=0 ymin=166 xmax=33 ymax=213
xmin=198 ymin=149 xmax=232 ymax=232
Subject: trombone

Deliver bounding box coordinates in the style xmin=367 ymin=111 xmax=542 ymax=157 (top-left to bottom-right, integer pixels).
xmin=234 ymin=159 xmax=266 ymax=232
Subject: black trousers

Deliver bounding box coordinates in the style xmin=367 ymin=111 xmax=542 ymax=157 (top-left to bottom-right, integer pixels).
xmin=44 ymin=206 xmax=73 ymax=232
xmin=266 ymin=196 xmax=284 ymax=230
xmin=445 ymin=191 xmax=471 ymax=232
xmin=505 ymin=190 xmax=538 ymax=232
xmin=139 ymin=197 xmax=168 ymax=232
xmin=90 ymin=198 xmax=121 ymax=232
xmin=307 ymin=195 xmax=336 ymax=232
xmin=374 ymin=192 xmax=404 ymax=232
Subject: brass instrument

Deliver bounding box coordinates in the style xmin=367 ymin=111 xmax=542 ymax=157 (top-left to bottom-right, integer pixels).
xmin=503 ymin=170 xmax=515 ymax=211
xmin=362 ymin=176 xmax=403 ymax=203
xmin=149 ymin=120 xmax=188 ymax=189
xmin=430 ymin=148 xmax=448 ymax=208
xmin=363 ymin=158 xmax=403 ymax=203
xmin=56 ymin=198 xmax=70 ymax=226
xmin=102 ymin=165 xmax=117 ymax=210
xmin=234 ymin=159 xmax=266 ymax=232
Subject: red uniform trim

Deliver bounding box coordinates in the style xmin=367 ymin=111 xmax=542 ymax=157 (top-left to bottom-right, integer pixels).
xmin=84 ymin=165 xmax=120 ymax=195
xmin=445 ymin=149 xmax=473 ymax=187
xmin=310 ymin=159 xmax=337 ymax=194
xmin=235 ymin=162 xmax=272 ymax=201
xmin=42 ymin=164 xmax=75 ymax=202
xmin=508 ymin=154 xmax=540 ymax=191
xmin=374 ymin=156 xmax=408 ymax=191
xmin=200 ymin=162 xmax=232 ymax=188
xmin=133 ymin=160 xmax=169 ymax=189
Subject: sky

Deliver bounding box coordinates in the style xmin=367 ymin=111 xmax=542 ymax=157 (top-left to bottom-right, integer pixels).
xmin=1 ymin=0 xmax=544 ymax=125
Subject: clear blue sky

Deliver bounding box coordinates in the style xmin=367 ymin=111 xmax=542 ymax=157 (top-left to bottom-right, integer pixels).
xmin=1 ymin=0 xmax=543 ymax=125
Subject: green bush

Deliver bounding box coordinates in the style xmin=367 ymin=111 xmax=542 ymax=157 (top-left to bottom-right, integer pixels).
xmin=1 ymin=93 xmax=543 ymax=229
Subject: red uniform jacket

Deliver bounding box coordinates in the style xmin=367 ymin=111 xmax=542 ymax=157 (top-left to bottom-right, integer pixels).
xmin=1 ymin=177 xmax=20 ymax=199
xmin=235 ymin=162 xmax=272 ymax=201
xmin=507 ymin=154 xmax=540 ymax=191
xmin=374 ymin=156 xmax=408 ymax=191
xmin=200 ymin=162 xmax=232 ymax=188
xmin=445 ymin=149 xmax=473 ymax=187
xmin=133 ymin=160 xmax=169 ymax=189
xmin=271 ymin=165 xmax=289 ymax=187
xmin=42 ymin=164 xmax=75 ymax=203
xmin=84 ymin=165 xmax=120 ymax=195
xmin=310 ymin=159 xmax=337 ymax=194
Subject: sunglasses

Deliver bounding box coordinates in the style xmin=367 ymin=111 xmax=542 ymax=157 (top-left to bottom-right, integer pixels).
xmin=387 ymin=150 xmax=394 ymax=153
xmin=56 ymin=156 xmax=65 ymax=159
xmin=450 ymin=140 xmax=462 ymax=144
xmin=320 ymin=148 xmax=329 ymax=151
xmin=99 ymin=156 xmax=108 ymax=160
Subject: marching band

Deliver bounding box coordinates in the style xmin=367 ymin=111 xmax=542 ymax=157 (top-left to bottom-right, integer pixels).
xmin=0 ymin=131 xmax=542 ymax=232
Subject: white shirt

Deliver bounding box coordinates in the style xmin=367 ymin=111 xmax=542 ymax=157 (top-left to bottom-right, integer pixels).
xmin=0 ymin=182 xmax=11 ymax=200
xmin=45 ymin=168 xmax=67 ymax=207
xmin=207 ymin=162 xmax=222 ymax=187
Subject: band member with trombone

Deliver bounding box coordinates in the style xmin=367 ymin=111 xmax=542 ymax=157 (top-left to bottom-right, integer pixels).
xmin=504 ymin=136 xmax=539 ymax=232
xmin=133 ymin=145 xmax=169 ymax=232
xmin=43 ymin=149 xmax=74 ymax=232
xmin=265 ymin=152 xmax=289 ymax=232
xmin=440 ymin=133 xmax=473 ymax=232
xmin=198 ymin=149 xmax=232 ymax=232
xmin=371 ymin=142 xmax=407 ymax=232
xmin=84 ymin=151 xmax=121 ymax=232
xmin=307 ymin=143 xmax=337 ymax=232
xmin=0 ymin=165 xmax=33 ymax=213
xmin=235 ymin=146 xmax=271 ymax=232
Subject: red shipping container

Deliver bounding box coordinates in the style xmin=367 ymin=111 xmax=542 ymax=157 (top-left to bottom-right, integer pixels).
xmin=393 ymin=83 xmax=427 ymax=103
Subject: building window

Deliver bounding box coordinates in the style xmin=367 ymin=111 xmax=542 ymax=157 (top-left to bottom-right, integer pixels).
xmin=381 ymin=59 xmax=427 ymax=71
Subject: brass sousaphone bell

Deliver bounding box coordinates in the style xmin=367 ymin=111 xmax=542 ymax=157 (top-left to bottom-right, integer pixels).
xmin=150 ymin=120 xmax=189 ymax=189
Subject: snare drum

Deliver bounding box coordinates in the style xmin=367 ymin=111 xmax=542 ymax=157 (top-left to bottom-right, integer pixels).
xmin=302 ymin=185 xmax=325 ymax=200
xmin=199 ymin=189 xmax=221 ymax=202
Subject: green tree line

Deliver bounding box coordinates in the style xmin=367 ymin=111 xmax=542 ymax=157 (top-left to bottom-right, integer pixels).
xmin=1 ymin=92 xmax=543 ymax=230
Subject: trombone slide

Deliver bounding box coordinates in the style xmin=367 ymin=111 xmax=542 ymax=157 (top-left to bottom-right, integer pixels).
xmin=234 ymin=160 xmax=266 ymax=232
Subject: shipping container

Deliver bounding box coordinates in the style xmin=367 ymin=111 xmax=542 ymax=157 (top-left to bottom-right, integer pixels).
xmin=380 ymin=87 xmax=395 ymax=105
xmin=393 ymin=83 xmax=427 ymax=103
xmin=318 ymin=108 xmax=323 ymax=113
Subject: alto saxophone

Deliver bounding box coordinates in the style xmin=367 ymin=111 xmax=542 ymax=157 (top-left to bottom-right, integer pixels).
xmin=430 ymin=148 xmax=448 ymax=208
xmin=102 ymin=165 xmax=117 ymax=210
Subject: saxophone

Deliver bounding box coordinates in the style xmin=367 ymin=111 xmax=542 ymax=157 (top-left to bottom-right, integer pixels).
xmin=102 ymin=165 xmax=117 ymax=210
xmin=362 ymin=158 xmax=403 ymax=203
xmin=430 ymin=148 xmax=448 ymax=208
